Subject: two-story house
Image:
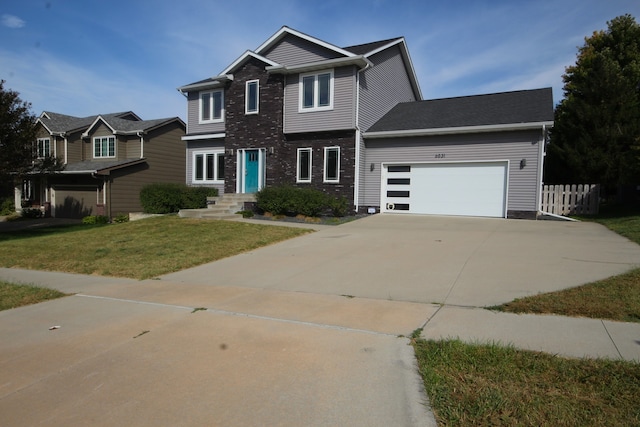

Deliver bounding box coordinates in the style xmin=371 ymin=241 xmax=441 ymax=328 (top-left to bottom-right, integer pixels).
xmin=19 ymin=111 xmax=185 ymax=218
xmin=179 ymin=26 xmax=553 ymax=219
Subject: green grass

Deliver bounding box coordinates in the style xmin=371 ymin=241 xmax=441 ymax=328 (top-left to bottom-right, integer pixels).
xmin=414 ymin=339 xmax=640 ymax=427
xmin=0 ymin=281 xmax=68 ymax=311
xmin=0 ymin=216 xmax=311 ymax=279
xmin=490 ymin=205 xmax=640 ymax=322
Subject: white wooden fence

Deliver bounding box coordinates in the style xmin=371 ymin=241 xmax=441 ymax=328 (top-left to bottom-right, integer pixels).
xmin=541 ymin=184 xmax=600 ymax=215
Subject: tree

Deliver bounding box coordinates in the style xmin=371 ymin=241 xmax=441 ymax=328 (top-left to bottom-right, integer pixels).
xmin=546 ymin=14 xmax=640 ymax=195
xmin=0 ymin=80 xmax=63 ymax=189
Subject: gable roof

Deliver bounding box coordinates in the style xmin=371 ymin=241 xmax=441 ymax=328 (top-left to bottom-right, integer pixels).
xmin=343 ymin=37 xmax=403 ymax=55
xmin=37 ymin=111 xmax=184 ymax=137
xmin=178 ymin=26 xmax=421 ymax=99
xmin=83 ymin=115 xmax=185 ymax=137
xmin=255 ymin=26 xmax=355 ymax=58
xmin=365 ymin=88 xmax=554 ymax=137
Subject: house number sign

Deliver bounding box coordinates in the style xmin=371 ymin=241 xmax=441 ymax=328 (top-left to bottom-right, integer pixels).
xmin=434 ymin=153 xmax=446 ymax=159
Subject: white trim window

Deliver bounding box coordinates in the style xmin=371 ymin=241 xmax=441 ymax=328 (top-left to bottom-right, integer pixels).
xmin=245 ymin=80 xmax=259 ymax=114
xmin=193 ymin=150 xmax=225 ymax=183
xmin=299 ymin=70 xmax=333 ymax=111
xmin=36 ymin=138 xmax=50 ymax=159
xmin=94 ymin=136 xmax=115 ymax=158
xmin=296 ymin=148 xmax=312 ymax=183
xmin=323 ymin=146 xmax=340 ymax=183
xmin=200 ymin=89 xmax=224 ymax=123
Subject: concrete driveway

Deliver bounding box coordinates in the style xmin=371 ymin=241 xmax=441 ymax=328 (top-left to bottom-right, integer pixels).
xmin=1 ymin=214 xmax=639 ymax=426
xmin=163 ymin=214 xmax=640 ymax=307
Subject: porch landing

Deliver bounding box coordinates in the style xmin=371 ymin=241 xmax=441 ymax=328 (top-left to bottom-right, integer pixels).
xmin=178 ymin=194 xmax=256 ymax=220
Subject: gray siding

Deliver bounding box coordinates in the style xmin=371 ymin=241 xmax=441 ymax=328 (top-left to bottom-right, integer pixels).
xmin=358 ymin=45 xmax=417 ymax=132
xmin=185 ymin=91 xmax=226 ymax=135
xmin=284 ymin=66 xmax=356 ymax=134
xmin=263 ymin=34 xmax=341 ymax=66
xmin=185 ymin=139 xmax=225 ymax=195
xmin=362 ymin=130 xmax=543 ymax=213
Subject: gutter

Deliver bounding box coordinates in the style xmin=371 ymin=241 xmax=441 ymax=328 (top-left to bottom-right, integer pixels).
xmin=364 ymin=121 xmax=555 ymax=139
xmin=353 ymin=61 xmax=372 ymax=213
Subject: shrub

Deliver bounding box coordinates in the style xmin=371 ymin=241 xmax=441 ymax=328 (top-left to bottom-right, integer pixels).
xmin=256 ymin=185 xmax=350 ymax=217
xmin=291 ymin=188 xmax=328 ymax=217
xmin=21 ymin=208 xmax=42 ymax=218
xmin=328 ymin=196 xmax=350 ymax=217
xmin=113 ymin=213 xmax=129 ymax=223
xmin=82 ymin=215 xmax=109 ymax=225
xmin=255 ymin=185 xmax=297 ymax=215
xmin=0 ymin=197 xmax=15 ymax=216
xmin=181 ymin=186 xmax=219 ymax=209
xmin=140 ymin=183 xmax=218 ymax=214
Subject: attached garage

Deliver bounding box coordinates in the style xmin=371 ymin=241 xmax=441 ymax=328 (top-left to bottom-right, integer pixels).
xmin=382 ymin=161 xmax=508 ymax=217
xmin=361 ymin=89 xmax=554 ymax=219
xmin=52 ymin=185 xmax=101 ymax=218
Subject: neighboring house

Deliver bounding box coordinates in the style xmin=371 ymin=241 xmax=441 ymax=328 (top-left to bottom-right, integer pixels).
xmin=18 ymin=111 xmax=185 ymax=218
xmin=178 ymin=26 xmax=554 ymax=219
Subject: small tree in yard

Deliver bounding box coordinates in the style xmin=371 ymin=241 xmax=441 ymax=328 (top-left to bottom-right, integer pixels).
xmin=546 ymin=15 xmax=640 ymax=196
xmin=0 ymin=80 xmax=63 ymax=193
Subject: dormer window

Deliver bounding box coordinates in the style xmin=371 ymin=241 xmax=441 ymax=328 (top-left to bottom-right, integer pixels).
xmin=299 ymin=70 xmax=333 ymax=111
xmin=36 ymin=138 xmax=50 ymax=159
xmin=200 ymin=89 xmax=224 ymax=123
xmin=94 ymin=136 xmax=115 ymax=158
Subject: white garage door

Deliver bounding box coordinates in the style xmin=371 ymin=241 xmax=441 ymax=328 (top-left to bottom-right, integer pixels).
xmin=382 ymin=161 xmax=508 ymax=218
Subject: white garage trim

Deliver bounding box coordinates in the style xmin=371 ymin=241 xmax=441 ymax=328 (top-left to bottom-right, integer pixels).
xmin=380 ymin=160 xmax=509 ymax=218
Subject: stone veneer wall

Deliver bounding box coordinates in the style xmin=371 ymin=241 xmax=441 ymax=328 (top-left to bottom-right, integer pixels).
xmin=223 ymin=58 xmax=356 ymax=206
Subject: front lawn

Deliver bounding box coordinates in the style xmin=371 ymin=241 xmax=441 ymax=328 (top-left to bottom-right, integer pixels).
xmin=489 ymin=206 xmax=640 ymax=322
xmin=0 ymin=281 xmax=68 ymax=311
xmin=415 ymin=339 xmax=640 ymax=426
xmin=0 ymin=216 xmax=311 ymax=279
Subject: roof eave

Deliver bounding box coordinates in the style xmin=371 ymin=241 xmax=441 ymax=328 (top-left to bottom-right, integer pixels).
xmin=266 ymin=55 xmax=371 ymax=74
xmin=364 ymin=121 xmax=555 ymax=139
xmin=177 ymin=75 xmax=234 ymax=93
xmin=256 ymin=26 xmax=355 ymax=58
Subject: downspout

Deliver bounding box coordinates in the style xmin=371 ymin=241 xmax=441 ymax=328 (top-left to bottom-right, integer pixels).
xmin=137 ymin=131 xmax=144 ymax=158
xmin=353 ymin=62 xmax=371 ymax=213
xmin=536 ymin=124 xmax=576 ymax=221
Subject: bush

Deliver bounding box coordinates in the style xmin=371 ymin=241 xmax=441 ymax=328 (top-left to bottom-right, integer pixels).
xmin=139 ymin=183 xmax=218 ymax=214
xmin=21 ymin=208 xmax=42 ymax=218
xmin=328 ymin=196 xmax=350 ymax=217
xmin=113 ymin=213 xmax=129 ymax=223
xmin=82 ymin=215 xmax=109 ymax=225
xmin=255 ymin=185 xmax=350 ymax=217
xmin=0 ymin=197 xmax=14 ymax=216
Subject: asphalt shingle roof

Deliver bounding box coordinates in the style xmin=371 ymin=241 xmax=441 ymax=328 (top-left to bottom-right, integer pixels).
xmin=367 ymin=88 xmax=554 ymax=133
xmin=39 ymin=111 xmax=180 ymax=134
xmin=343 ymin=37 xmax=403 ymax=55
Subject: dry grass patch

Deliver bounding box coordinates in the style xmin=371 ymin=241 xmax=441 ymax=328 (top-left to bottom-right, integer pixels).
xmin=414 ymin=339 xmax=640 ymax=426
xmin=0 ymin=216 xmax=311 ymax=279
xmin=489 ymin=267 xmax=640 ymax=322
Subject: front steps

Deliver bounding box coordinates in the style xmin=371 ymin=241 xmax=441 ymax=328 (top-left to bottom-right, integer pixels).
xmin=178 ymin=194 xmax=256 ymax=220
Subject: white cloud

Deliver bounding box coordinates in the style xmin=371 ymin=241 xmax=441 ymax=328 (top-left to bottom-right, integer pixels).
xmin=2 ymin=14 xmax=25 ymax=29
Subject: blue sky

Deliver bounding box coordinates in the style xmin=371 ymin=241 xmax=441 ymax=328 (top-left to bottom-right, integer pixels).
xmin=1 ymin=0 xmax=638 ymax=120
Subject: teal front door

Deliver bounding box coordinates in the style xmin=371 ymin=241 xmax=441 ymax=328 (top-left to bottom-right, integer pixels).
xmin=245 ymin=150 xmax=259 ymax=193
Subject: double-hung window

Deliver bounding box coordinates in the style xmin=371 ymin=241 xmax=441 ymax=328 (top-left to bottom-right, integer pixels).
xmin=193 ymin=151 xmax=224 ymax=183
xmin=94 ymin=136 xmax=115 ymax=158
xmin=323 ymin=146 xmax=340 ymax=183
xmin=200 ymin=90 xmax=224 ymax=123
xmin=245 ymin=80 xmax=259 ymax=114
xmin=36 ymin=138 xmax=50 ymax=158
xmin=300 ymin=70 xmax=333 ymax=111
xmin=296 ymin=148 xmax=312 ymax=183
